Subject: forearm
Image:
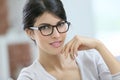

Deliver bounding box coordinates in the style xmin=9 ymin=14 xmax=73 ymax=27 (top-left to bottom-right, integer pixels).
xmin=95 ymin=40 xmax=120 ymax=74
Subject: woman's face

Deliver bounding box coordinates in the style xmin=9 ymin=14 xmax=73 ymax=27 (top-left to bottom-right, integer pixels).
xmin=31 ymin=12 xmax=67 ymax=55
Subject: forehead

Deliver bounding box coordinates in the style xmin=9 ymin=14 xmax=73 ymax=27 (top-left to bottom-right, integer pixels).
xmin=34 ymin=12 xmax=61 ymax=26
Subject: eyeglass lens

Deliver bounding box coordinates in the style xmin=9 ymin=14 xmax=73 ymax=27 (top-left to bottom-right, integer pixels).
xmin=39 ymin=21 xmax=69 ymax=36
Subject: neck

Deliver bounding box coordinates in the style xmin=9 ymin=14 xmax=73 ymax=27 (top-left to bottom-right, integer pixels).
xmin=38 ymin=50 xmax=75 ymax=71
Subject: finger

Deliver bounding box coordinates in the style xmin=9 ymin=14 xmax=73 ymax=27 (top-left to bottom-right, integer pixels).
xmin=70 ymin=40 xmax=76 ymax=59
xmin=70 ymin=52 xmax=75 ymax=60
xmin=64 ymin=39 xmax=74 ymax=58
xmin=74 ymin=40 xmax=81 ymax=57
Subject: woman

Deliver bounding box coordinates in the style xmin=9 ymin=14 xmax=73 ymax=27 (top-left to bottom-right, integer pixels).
xmin=17 ymin=0 xmax=120 ymax=80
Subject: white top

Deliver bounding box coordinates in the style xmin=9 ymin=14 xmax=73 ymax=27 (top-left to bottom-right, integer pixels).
xmin=17 ymin=49 xmax=120 ymax=80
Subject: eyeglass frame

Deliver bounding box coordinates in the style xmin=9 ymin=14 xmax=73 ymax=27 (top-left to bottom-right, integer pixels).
xmin=29 ymin=20 xmax=70 ymax=36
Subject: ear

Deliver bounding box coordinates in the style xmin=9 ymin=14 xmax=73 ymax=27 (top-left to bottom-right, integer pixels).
xmin=25 ymin=29 xmax=35 ymax=40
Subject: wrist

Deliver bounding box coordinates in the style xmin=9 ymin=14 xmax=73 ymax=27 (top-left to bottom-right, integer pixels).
xmin=95 ymin=40 xmax=105 ymax=51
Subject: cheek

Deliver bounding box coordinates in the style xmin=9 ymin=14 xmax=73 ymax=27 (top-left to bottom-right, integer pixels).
xmin=34 ymin=32 xmax=67 ymax=47
xmin=35 ymin=35 xmax=46 ymax=45
xmin=34 ymin=33 xmax=49 ymax=48
xmin=34 ymin=32 xmax=44 ymax=44
xmin=62 ymin=33 xmax=67 ymax=40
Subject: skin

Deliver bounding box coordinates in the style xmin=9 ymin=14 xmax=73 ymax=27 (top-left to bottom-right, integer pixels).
xmin=62 ymin=35 xmax=120 ymax=74
xmin=26 ymin=12 xmax=120 ymax=79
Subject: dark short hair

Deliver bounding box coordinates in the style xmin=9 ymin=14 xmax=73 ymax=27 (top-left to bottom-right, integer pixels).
xmin=23 ymin=0 xmax=67 ymax=30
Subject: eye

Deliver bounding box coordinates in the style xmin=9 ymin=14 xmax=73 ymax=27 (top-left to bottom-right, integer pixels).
xmin=39 ymin=25 xmax=51 ymax=30
xmin=57 ymin=22 xmax=65 ymax=27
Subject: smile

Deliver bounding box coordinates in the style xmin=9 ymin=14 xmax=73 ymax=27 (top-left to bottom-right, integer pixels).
xmin=50 ymin=41 xmax=62 ymax=48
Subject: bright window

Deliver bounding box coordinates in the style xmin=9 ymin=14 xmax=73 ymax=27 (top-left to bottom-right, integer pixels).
xmin=92 ymin=0 xmax=120 ymax=57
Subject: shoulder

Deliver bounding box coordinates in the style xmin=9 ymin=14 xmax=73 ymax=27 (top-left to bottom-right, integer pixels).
xmin=17 ymin=60 xmax=43 ymax=80
xmin=76 ymin=49 xmax=110 ymax=72
xmin=76 ymin=49 xmax=112 ymax=80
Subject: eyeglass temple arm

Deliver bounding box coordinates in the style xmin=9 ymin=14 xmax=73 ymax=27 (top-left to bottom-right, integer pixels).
xmin=30 ymin=27 xmax=39 ymax=30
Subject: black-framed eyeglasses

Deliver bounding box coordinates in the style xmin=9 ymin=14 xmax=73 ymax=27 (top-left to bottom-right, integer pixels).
xmin=29 ymin=21 xmax=70 ymax=36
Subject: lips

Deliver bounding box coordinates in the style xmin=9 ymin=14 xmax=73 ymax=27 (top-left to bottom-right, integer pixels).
xmin=50 ymin=41 xmax=62 ymax=48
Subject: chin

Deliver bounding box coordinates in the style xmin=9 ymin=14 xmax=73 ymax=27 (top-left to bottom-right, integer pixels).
xmin=50 ymin=48 xmax=62 ymax=55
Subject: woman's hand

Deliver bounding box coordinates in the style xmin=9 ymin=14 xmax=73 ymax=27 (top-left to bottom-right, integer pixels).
xmin=62 ymin=35 xmax=100 ymax=59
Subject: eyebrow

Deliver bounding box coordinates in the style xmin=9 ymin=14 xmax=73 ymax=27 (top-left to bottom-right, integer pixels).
xmin=37 ymin=20 xmax=64 ymax=26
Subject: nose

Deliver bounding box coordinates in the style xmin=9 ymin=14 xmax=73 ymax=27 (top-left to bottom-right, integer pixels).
xmin=51 ymin=27 xmax=60 ymax=38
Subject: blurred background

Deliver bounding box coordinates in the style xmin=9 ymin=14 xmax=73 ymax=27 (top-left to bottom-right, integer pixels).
xmin=0 ymin=0 xmax=120 ymax=80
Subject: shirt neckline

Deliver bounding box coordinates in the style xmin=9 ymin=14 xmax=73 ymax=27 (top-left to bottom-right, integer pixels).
xmin=35 ymin=57 xmax=83 ymax=80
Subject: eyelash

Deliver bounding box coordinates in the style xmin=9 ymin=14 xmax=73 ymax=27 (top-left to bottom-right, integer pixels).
xmin=39 ymin=25 xmax=50 ymax=30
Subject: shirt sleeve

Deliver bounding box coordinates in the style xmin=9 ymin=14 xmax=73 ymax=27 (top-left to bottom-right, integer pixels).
xmin=93 ymin=50 xmax=120 ymax=80
xmin=112 ymin=72 xmax=120 ymax=80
